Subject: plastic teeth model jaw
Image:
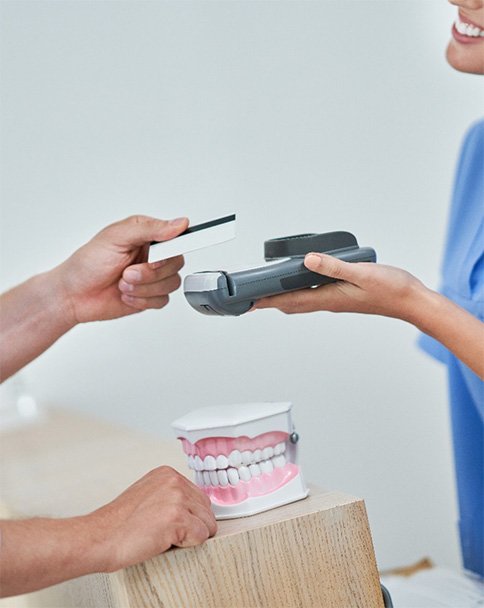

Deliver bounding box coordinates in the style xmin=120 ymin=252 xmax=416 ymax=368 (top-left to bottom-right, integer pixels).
xmin=171 ymin=402 xmax=309 ymax=519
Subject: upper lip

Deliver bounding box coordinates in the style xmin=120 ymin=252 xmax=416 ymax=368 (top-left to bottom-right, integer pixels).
xmin=458 ymin=9 xmax=484 ymax=29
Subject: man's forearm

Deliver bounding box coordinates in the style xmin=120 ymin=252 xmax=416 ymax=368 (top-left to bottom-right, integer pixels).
xmin=408 ymin=286 xmax=484 ymax=379
xmin=0 ymin=516 xmax=103 ymax=597
xmin=0 ymin=269 xmax=76 ymax=381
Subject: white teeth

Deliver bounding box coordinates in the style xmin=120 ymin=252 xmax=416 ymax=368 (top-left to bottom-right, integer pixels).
xmin=241 ymin=450 xmax=253 ymax=465
xmin=273 ymin=454 xmax=286 ymax=468
xmin=228 ymin=450 xmax=242 ymax=467
xmin=216 ymin=454 xmax=228 ymax=469
xmin=456 ymin=17 xmax=483 ymax=37
xmin=190 ymin=441 xmax=289 ymax=485
xmin=227 ymin=467 xmax=239 ymax=485
xmin=238 ymin=465 xmax=251 ymax=481
xmin=217 ymin=470 xmax=229 ymax=487
xmin=204 ymin=455 xmax=217 ymax=471
xmin=260 ymin=459 xmax=274 ymax=474
xmin=262 ymin=446 xmax=274 ymax=460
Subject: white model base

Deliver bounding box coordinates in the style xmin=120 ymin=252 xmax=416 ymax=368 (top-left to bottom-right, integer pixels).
xmin=211 ymin=473 xmax=309 ymax=520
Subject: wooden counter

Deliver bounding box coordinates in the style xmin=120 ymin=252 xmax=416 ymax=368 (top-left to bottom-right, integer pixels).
xmin=0 ymin=408 xmax=384 ymax=607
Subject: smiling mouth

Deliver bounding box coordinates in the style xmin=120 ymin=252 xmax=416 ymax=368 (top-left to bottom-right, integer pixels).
xmin=453 ymin=13 xmax=484 ymax=40
xmin=172 ymin=402 xmax=309 ymax=519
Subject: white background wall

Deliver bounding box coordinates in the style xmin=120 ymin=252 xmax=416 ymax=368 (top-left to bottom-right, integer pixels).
xmin=1 ymin=0 xmax=483 ymax=572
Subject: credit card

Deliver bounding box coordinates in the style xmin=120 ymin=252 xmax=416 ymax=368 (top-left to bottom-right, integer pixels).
xmin=148 ymin=214 xmax=236 ymax=262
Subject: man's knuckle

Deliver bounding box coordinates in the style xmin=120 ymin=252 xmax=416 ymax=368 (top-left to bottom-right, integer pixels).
xmin=165 ymin=504 xmax=183 ymax=524
xmin=172 ymin=524 xmax=189 ymax=546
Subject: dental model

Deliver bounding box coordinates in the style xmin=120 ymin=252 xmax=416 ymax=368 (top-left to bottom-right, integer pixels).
xmin=171 ymin=402 xmax=309 ymax=519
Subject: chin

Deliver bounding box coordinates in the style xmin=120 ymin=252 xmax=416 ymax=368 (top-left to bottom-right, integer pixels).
xmin=446 ymin=41 xmax=484 ymax=75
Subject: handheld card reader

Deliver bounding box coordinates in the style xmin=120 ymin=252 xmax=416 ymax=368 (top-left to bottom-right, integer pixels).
xmin=184 ymin=231 xmax=377 ymax=316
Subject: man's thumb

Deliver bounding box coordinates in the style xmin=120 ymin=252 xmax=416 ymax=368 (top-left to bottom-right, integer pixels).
xmin=106 ymin=215 xmax=189 ymax=247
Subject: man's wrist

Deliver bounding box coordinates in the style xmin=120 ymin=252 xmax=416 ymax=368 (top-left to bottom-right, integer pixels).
xmin=40 ymin=267 xmax=78 ymax=331
xmin=73 ymin=513 xmax=113 ymax=574
xmin=78 ymin=508 xmax=123 ymax=574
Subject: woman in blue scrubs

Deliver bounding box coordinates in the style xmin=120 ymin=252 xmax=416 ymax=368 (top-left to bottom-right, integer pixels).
xmin=256 ymin=0 xmax=484 ymax=578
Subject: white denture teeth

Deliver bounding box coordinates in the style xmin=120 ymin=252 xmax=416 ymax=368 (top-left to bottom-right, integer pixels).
xmin=273 ymin=454 xmax=286 ymax=468
xmin=172 ymin=402 xmax=309 ymax=519
xmin=217 ymin=470 xmax=229 ymax=487
xmin=191 ymin=445 xmax=287 ymax=473
xmin=209 ymin=470 xmax=219 ymax=486
xmin=227 ymin=468 xmax=239 ymax=485
xmin=216 ymin=454 xmax=229 ymax=469
xmin=193 ymin=452 xmax=287 ymax=485
xmin=204 ymin=455 xmax=216 ymax=471
xmin=238 ymin=465 xmax=251 ymax=482
xmin=262 ymin=446 xmax=273 ymax=460
xmin=241 ymin=450 xmax=252 ymax=465
xmin=260 ymin=459 xmax=274 ymax=474
xmin=229 ymin=450 xmax=242 ymax=467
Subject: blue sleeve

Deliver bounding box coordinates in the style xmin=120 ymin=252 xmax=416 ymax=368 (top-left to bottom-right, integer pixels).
xmin=418 ymin=119 xmax=484 ymax=365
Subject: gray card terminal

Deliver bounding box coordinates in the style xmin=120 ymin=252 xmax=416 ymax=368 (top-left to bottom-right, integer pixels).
xmin=183 ymin=231 xmax=376 ymax=316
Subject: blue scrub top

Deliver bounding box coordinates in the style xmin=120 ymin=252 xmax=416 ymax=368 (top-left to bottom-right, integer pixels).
xmin=419 ymin=119 xmax=484 ymax=577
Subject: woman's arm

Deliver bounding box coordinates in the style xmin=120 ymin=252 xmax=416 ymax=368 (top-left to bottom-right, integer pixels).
xmin=255 ymin=252 xmax=484 ymax=379
xmin=0 ymin=215 xmax=188 ymax=381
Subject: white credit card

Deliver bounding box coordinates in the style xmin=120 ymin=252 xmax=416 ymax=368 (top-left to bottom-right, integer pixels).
xmin=148 ymin=214 xmax=236 ymax=262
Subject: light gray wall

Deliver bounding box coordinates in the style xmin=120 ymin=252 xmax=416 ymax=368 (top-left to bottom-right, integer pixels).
xmin=1 ymin=0 xmax=482 ymax=571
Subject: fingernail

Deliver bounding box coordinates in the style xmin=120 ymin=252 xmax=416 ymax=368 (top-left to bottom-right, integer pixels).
xmin=169 ymin=217 xmax=188 ymax=226
xmin=124 ymin=269 xmax=141 ymax=282
xmin=305 ymin=253 xmax=322 ymax=263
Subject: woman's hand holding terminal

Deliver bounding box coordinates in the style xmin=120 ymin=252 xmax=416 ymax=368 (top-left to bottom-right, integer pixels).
xmin=255 ymin=253 xmax=484 ymax=379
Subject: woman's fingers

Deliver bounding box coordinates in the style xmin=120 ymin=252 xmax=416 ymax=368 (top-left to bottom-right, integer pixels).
xmin=304 ymin=252 xmax=362 ymax=283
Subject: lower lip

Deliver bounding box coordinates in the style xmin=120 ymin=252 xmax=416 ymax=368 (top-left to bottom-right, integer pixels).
xmin=452 ymin=23 xmax=484 ymax=45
